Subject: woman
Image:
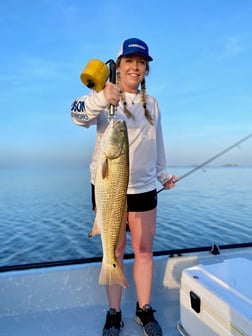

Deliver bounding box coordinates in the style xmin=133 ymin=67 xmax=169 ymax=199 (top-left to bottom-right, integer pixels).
xmin=71 ymin=37 xmax=178 ymax=336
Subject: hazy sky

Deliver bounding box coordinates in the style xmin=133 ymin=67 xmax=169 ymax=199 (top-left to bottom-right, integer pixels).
xmin=0 ymin=0 xmax=251 ymax=168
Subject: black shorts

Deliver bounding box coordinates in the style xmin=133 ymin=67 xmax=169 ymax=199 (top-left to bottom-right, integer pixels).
xmin=91 ymin=184 xmax=157 ymax=212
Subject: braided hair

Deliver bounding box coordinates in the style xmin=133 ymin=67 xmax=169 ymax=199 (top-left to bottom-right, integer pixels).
xmin=116 ymin=58 xmax=153 ymax=125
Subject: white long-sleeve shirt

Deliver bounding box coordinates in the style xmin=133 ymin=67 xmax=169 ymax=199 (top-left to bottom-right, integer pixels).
xmin=71 ymin=90 xmax=171 ymax=194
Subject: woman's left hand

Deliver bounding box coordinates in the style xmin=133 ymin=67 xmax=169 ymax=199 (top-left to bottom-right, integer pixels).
xmin=163 ymin=175 xmax=179 ymax=190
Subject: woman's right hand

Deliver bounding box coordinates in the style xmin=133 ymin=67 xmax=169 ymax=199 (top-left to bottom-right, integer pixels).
xmin=103 ymin=82 xmax=121 ymax=106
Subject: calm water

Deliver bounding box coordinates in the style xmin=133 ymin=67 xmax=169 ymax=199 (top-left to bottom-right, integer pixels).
xmin=0 ymin=167 xmax=252 ymax=267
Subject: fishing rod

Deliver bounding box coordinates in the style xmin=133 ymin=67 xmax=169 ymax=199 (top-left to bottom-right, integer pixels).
xmin=157 ymin=133 xmax=252 ymax=194
xmin=80 ymin=58 xmax=117 ymax=119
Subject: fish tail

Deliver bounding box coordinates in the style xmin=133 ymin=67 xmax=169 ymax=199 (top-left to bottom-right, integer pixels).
xmin=99 ymin=261 xmax=128 ymax=288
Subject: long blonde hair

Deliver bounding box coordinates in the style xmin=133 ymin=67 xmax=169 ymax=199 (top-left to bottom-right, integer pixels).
xmin=116 ymin=57 xmax=153 ymax=125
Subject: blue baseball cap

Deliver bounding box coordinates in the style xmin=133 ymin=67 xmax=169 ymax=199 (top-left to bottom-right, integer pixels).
xmin=117 ymin=38 xmax=153 ymax=61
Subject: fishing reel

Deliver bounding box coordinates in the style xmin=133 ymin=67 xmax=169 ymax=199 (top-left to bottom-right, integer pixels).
xmin=80 ymin=59 xmax=116 ymax=92
xmin=80 ymin=58 xmax=116 ymax=118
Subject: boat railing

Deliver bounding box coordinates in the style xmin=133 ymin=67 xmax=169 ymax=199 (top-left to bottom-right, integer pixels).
xmin=0 ymin=241 xmax=251 ymax=273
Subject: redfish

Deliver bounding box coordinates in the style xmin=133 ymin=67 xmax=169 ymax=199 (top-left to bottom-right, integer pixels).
xmin=89 ymin=119 xmax=129 ymax=288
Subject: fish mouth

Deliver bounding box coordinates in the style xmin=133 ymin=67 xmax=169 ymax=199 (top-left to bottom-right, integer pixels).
xmin=111 ymin=119 xmax=125 ymax=127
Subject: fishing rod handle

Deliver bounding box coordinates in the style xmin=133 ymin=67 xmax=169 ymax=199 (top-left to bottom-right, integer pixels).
xmin=157 ymin=179 xmax=178 ymax=194
xmin=107 ymin=60 xmax=116 ymax=118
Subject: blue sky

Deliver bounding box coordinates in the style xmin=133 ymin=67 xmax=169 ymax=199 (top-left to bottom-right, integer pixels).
xmin=0 ymin=0 xmax=251 ymax=168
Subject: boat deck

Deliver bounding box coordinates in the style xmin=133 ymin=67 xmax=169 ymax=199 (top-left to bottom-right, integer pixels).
xmin=0 ymin=296 xmax=180 ymax=336
xmin=1 ymin=246 xmax=252 ymax=336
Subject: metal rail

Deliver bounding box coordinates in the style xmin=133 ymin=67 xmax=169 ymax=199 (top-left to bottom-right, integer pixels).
xmin=1 ymin=241 xmax=252 ymax=273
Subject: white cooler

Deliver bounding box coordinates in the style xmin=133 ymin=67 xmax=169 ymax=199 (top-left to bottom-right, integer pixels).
xmin=178 ymin=257 xmax=252 ymax=336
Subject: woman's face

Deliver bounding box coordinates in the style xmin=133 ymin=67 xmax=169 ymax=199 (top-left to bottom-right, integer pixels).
xmin=117 ymin=54 xmax=147 ymax=93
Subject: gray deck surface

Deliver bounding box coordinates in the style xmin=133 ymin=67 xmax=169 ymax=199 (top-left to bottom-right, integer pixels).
xmin=1 ymin=247 xmax=252 ymax=336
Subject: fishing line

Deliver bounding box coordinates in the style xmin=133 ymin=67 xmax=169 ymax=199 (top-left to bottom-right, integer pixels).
xmin=157 ymin=133 xmax=252 ymax=194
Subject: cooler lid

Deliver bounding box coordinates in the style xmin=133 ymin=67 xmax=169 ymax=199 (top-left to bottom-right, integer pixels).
xmin=182 ymin=257 xmax=252 ymax=334
xmin=199 ymin=257 xmax=252 ymax=304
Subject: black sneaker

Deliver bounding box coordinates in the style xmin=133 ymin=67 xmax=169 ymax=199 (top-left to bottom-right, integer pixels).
xmin=135 ymin=302 xmax=163 ymax=336
xmin=102 ymin=308 xmax=124 ymax=336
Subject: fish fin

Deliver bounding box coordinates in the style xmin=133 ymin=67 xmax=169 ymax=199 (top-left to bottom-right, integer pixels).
xmin=99 ymin=260 xmax=128 ymax=288
xmin=88 ymin=215 xmax=101 ymax=237
xmin=102 ymin=158 xmax=109 ymax=179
